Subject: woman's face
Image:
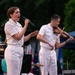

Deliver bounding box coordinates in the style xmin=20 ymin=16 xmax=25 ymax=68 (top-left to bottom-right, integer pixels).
xmin=10 ymin=8 xmax=20 ymax=22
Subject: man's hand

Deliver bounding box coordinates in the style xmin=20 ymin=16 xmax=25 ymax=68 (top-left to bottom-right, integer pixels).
xmin=49 ymin=43 xmax=54 ymax=50
xmin=66 ymin=36 xmax=75 ymax=43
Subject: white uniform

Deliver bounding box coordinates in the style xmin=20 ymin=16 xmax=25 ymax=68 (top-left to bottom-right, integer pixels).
xmin=4 ymin=19 xmax=24 ymax=75
xmin=38 ymin=23 xmax=60 ymax=75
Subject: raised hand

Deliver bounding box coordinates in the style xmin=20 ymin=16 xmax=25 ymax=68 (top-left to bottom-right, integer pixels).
xmin=31 ymin=30 xmax=39 ymax=37
xmin=24 ymin=19 xmax=30 ymax=27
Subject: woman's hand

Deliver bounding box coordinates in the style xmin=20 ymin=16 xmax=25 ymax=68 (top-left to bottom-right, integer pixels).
xmin=31 ymin=30 xmax=39 ymax=37
xmin=24 ymin=19 xmax=30 ymax=27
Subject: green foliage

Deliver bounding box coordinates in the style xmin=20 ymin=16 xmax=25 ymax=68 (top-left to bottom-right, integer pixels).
xmin=62 ymin=0 xmax=75 ymax=69
xmin=64 ymin=0 xmax=75 ymax=32
xmin=63 ymin=49 xmax=75 ymax=69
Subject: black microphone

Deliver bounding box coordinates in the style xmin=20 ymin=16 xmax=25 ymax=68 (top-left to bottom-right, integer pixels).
xmin=21 ymin=16 xmax=35 ymax=27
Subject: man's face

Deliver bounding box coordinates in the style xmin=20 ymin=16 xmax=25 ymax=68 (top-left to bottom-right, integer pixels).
xmin=53 ymin=18 xmax=60 ymax=27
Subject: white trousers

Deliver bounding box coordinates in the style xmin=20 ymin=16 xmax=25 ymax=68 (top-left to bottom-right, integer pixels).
xmin=39 ymin=47 xmax=57 ymax=75
xmin=5 ymin=45 xmax=24 ymax=75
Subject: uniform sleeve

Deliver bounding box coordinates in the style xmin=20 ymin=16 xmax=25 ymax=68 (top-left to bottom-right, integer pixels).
xmin=5 ymin=23 xmax=18 ymax=36
xmin=38 ymin=25 xmax=46 ymax=36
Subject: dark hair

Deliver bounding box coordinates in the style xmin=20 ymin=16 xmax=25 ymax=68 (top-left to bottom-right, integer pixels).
xmin=51 ymin=14 xmax=61 ymax=21
xmin=7 ymin=7 xmax=19 ymax=18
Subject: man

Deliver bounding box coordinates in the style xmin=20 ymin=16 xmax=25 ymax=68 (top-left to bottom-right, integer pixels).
xmin=37 ymin=14 xmax=74 ymax=75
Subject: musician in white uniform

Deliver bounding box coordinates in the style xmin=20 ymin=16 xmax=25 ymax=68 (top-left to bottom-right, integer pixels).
xmin=4 ymin=7 xmax=38 ymax=75
xmin=37 ymin=14 xmax=74 ymax=75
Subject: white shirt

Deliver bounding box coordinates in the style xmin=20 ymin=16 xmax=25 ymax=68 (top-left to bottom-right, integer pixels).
xmin=39 ymin=23 xmax=60 ymax=49
xmin=4 ymin=19 xmax=24 ymax=46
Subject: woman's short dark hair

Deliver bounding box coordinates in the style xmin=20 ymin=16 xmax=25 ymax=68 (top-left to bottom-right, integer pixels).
xmin=51 ymin=14 xmax=61 ymax=21
xmin=7 ymin=7 xmax=19 ymax=18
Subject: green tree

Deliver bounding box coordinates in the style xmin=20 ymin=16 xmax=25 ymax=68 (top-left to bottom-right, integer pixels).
xmin=63 ymin=0 xmax=75 ymax=69
xmin=63 ymin=49 xmax=75 ymax=69
xmin=64 ymin=0 xmax=75 ymax=32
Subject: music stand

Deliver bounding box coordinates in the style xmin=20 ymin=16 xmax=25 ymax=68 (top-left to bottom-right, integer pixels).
xmin=21 ymin=54 xmax=32 ymax=74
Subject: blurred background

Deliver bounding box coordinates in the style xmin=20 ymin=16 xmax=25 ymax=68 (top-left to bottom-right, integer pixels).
xmin=0 ymin=0 xmax=75 ymax=75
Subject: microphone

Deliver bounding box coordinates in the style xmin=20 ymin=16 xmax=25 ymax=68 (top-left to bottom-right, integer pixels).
xmin=21 ymin=16 xmax=35 ymax=27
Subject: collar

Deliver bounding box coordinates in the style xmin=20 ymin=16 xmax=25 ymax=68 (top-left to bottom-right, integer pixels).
xmin=9 ymin=19 xmax=17 ymax=25
xmin=48 ymin=23 xmax=53 ymax=30
xmin=9 ymin=19 xmax=21 ymax=27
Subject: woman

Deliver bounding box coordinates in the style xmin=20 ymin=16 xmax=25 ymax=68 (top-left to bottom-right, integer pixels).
xmin=4 ymin=7 xmax=38 ymax=75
